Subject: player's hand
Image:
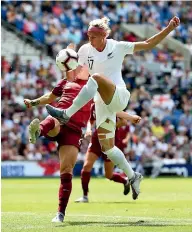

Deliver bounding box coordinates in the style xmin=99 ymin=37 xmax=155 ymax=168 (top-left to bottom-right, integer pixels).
xmin=84 ymin=130 xmax=92 ymax=139
xmin=130 ymin=115 xmax=141 ymax=124
xmin=67 ymin=43 xmax=76 ymax=51
xmin=24 ymin=99 xmax=32 ymax=108
xmin=167 ymin=16 xmax=180 ymax=31
xmin=122 ymin=138 xmax=128 ymax=144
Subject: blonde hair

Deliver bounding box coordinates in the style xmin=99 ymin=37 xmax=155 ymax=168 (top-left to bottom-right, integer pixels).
xmin=88 ymin=16 xmax=111 ymax=35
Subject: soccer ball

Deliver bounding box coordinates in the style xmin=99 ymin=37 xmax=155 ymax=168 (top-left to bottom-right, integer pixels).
xmin=56 ymin=48 xmax=79 ymax=71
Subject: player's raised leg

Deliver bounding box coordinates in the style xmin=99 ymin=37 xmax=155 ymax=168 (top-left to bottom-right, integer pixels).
xmin=46 ymin=74 xmax=115 ymax=124
xmin=28 ymin=117 xmax=59 ymax=144
xmin=52 ymin=145 xmax=78 ymax=222
xmin=75 ymin=151 xmax=98 ymax=203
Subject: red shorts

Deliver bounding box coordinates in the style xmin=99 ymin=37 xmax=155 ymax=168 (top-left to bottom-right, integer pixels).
xmin=88 ymin=131 xmax=111 ymax=162
xmin=45 ymin=125 xmax=82 ymax=150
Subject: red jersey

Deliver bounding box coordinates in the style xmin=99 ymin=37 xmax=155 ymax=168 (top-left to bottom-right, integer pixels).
xmin=115 ymin=123 xmax=130 ymax=150
xmin=52 ymin=79 xmax=92 ymax=132
xmin=116 ymin=124 xmax=130 ymax=140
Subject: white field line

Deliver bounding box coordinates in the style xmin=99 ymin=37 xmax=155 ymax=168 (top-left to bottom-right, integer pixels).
xmin=2 ymin=223 xmax=192 ymax=231
xmin=2 ymin=212 xmax=192 ymax=223
xmin=2 ymin=222 xmax=192 ymax=231
xmin=2 ymin=212 xmax=192 ymax=230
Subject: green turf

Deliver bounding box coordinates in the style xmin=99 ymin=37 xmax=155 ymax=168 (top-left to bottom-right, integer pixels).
xmin=2 ymin=177 xmax=192 ymax=232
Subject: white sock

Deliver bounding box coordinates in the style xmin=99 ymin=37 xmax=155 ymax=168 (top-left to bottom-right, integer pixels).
xmin=66 ymin=76 xmax=98 ymax=117
xmin=104 ymin=146 xmax=134 ymax=180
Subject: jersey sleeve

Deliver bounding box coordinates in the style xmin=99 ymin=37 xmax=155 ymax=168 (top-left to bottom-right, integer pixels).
xmin=118 ymin=41 xmax=135 ymax=56
xmin=52 ymin=79 xmax=67 ymax=97
xmin=78 ymin=45 xmax=87 ymax=66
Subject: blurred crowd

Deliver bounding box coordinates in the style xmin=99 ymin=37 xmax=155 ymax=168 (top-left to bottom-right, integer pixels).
xmin=1 ymin=1 xmax=192 ymax=57
xmin=2 ymin=52 xmax=192 ymax=165
xmin=1 ymin=54 xmax=59 ymax=161
xmin=1 ymin=1 xmax=192 ymax=175
xmin=125 ymin=86 xmax=192 ymax=176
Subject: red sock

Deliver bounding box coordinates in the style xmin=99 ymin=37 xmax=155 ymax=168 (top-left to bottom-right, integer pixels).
xmin=110 ymin=173 xmax=127 ymax=184
xmin=39 ymin=117 xmax=55 ymax=137
xmin=58 ymin=173 xmax=72 ymax=215
xmin=81 ymin=171 xmax=91 ymax=197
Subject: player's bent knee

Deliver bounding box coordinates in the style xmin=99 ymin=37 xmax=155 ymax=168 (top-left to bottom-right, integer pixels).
xmin=99 ymin=138 xmax=115 ymax=152
xmin=47 ymin=127 xmax=60 ymax=137
xmin=47 ymin=117 xmax=60 ymax=137
xmin=91 ymin=73 xmax=101 ymax=80
xmin=91 ymin=73 xmax=106 ymax=86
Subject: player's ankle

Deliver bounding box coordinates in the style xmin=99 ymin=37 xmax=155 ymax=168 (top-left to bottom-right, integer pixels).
xmin=130 ymin=173 xmax=135 ymax=182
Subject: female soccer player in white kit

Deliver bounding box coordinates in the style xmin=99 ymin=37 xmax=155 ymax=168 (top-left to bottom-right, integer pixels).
xmin=46 ymin=16 xmax=180 ymax=200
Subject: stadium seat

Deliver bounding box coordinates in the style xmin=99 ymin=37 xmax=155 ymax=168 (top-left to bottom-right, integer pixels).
xmin=15 ymin=20 xmax=24 ymax=31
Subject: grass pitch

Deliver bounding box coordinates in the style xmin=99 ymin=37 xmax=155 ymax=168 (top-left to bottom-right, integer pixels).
xmin=2 ymin=177 xmax=192 ymax=232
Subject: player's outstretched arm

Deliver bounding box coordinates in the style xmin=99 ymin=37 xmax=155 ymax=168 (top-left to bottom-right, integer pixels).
xmin=133 ymin=16 xmax=180 ymax=52
xmin=24 ymin=92 xmax=57 ymax=108
xmin=117 ymin=111 xmax=141 ymax=124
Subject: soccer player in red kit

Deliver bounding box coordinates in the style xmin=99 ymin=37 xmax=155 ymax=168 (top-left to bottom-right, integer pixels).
xmin=75 ymin=104 xmax=141 ymax=202
xmin=115 ymin=120 xmax=130 ymax=156
xmin=24 ymin=66 xmax=92 ymax=223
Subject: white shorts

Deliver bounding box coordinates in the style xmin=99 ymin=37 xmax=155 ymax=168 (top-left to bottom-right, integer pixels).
xmin=94 ymin=86 xmax=130 ymax=128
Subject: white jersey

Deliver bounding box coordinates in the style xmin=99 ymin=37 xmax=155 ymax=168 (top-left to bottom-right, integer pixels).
xmin=78 ymin=39 xmax=135 ymax=87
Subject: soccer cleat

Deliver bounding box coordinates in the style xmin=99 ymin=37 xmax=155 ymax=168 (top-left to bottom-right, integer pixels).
xmin=51 ymin=212 xmax=64 ymax=223
xmin=45 ymin=104 xmax=69 ymax=124
xmin=75 ymin=196 xmax=89 ymax=203
xmin=28 ymin=118 xmax=40 ymax=144
xmin=130 ymin=172 xmax=143 ymax=200
xmin=123 ymin=178 xmax=130 ymax=195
